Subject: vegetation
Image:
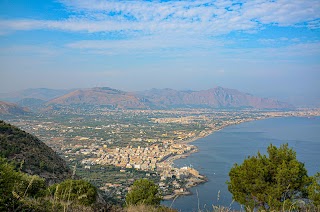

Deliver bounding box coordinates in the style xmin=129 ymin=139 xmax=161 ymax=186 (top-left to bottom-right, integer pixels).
xmin=228 ymin=143 xmax=319 ymax=211
xmin=0 ymin=157 xmax=44 ymax=211
xmin=48 ymin=179 xmax=97 ymax=206
xmin=0 ymin=157 xmax=177 ymax=212
xmin=308 ymin=172 xmax=320 ymax=207
xmin=0 ymin=120 xmax=72 ymax=184
xmin=74 ymin=163 xmax=160 ymax=203
xmin=126 ymin=179 xmax=162 ymax=206
xmin=0 ymin=157 xmax=99 ymax=211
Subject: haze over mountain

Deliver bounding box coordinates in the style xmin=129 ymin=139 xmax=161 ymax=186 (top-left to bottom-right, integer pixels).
xmin=0 ymin=88 xmax=74 ymax=103
xmin=43 ymin=86 xmax=292 ymax=110
xmin=16 ymin=98 xmax=46 ymax=108
xmin=139 ymin=87 xmax=291 ymax=109
xmin=0 ymin=101 xmax=30 ymax=115
xmin=47 ymin=87 xmax=149 ymax=109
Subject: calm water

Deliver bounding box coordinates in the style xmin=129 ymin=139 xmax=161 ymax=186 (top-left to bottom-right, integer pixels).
xmin=163 ymin=116 xmax=320 ymax=212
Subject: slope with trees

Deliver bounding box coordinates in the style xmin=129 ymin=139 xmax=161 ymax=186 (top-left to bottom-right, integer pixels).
xmin=0 ymin=120 xmax=72 ymax=184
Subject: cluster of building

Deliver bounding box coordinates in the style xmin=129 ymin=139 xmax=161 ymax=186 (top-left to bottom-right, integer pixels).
xmin=80 ymin=141 xmax=207 ymax=198
xmin=82 ymin=143 xmax=195 ymax=171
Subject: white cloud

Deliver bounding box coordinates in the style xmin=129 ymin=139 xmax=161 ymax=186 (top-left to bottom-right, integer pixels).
xmin=0 ymin=0 xmax=319 ymax=35
xmin=306 ymin=19 xmax=320 ymax=29
xmin=65 ymin=34 xmax=226 ymax=56
xmin=67 ymin=35 xmax=221 ymax=49
xmin=65 ymin=33 xmax=320 ymax=62
xmin=242 ymin=0 xmax=320 ymax=25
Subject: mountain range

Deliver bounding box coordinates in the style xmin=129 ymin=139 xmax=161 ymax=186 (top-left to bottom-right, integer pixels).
xmin=138 ymin=87 xmax=291 ymax=109
xmin=0 ymin=87 xmax=293 ymax=110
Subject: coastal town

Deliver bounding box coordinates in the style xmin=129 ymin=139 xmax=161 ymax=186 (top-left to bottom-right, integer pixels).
xmin=2 ymin=108 xmax=320 ymax=200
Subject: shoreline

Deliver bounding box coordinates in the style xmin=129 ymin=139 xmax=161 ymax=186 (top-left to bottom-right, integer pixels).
xmin=162 ymin=113 xmax=320 ymax=200
xmin=161 ymin=125 xmax=225 ymax=200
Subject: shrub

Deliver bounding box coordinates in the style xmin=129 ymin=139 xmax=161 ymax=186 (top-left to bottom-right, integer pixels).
xmin=49 ymin=179 xmax=98 ymax=206
xmin=308 ymin=172 xmax=320 ymax=207
xmin=0 ymin=157 xmax=46 ymax=211
xmin=227 ymin=144 xmax=310 ymax=210
xmin=126 ymin=179 xmax=162 ymax=206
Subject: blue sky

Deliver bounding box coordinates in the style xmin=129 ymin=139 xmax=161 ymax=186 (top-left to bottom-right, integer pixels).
xmin=0 ymin=0 xmax=319 ymax=106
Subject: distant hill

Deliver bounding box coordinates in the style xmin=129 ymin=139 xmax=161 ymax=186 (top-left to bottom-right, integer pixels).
xmin=0 ymin=120 xmax=72 ymax=184
xmin=4 ymin=86 xmax=292 ymax=110
xmin=0 ymin=88 xmax=74 ymax=102
xmin=17 ymin=98 xmax=46 ymax=108
xmin=47 ymin=87 xmax=149 ymax=109
xmin=0 ymin=101 xmax=30 ymax=115
xmin=139 ymin=87 xmax=292 ymax=109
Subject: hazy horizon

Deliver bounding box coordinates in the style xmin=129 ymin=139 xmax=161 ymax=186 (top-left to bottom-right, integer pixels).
xmin=0 ymin=0 xmax=319 ymax=106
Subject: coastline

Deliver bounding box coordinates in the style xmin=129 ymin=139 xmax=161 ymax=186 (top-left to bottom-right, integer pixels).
xmin=162 ymin=114 xmax=320 ymax=211
xmin=161 ymin=112 xmax=320 ymax=200
xmin=161 ymin=125 xmax=221 ymax=200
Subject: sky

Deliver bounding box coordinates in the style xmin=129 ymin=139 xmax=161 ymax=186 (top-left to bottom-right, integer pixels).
xmin=0 ymin=0 xmax=319 ymax=106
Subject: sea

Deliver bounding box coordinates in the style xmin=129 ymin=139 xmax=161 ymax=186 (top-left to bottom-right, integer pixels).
xmin=162 ymin=116 xmax=320 ymax=212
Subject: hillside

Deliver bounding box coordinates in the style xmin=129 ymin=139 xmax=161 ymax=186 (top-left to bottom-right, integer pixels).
xmin=0 ymin=101 xmax=30 ymax=115
xmin=139 ymin=87 xmax=292 ymax=109
xmin=0 ymin=120 xmax=72 ymax=184
xmin=47 ymin=87 xmax=149 ymax=109
xmin=16 ymin=98 xmax=46 ymax=108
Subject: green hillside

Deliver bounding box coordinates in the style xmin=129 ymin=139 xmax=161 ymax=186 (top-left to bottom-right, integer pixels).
xmin=0 ymin=120 xmax=72 ymax=184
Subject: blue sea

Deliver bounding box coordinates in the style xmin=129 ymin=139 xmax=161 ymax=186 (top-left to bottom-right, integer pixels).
xmin=163 ymin=116 xmax=320 ymax=212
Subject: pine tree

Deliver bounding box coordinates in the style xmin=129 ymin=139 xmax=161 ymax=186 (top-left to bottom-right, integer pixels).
xmin=126 ymin=179 xmax=162 ymax=206
xmin=227 ymin=144 xmax=310 ymax=210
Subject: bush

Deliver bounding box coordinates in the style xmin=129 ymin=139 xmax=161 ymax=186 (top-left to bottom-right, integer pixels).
xmin=0 ymin=157 xmax=98 ymax=211
xmin=227 ymin=144 xmax=310 ymax=210
xmin=126 ymin=179 xmax=162 ymax=206
xmin=0 ymin=157 xmax=46 ymax=211
xmin=308 ymin=172 xmax=320 ymax=207
xmin=49 ymin=179 xmax=98 ymax=206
